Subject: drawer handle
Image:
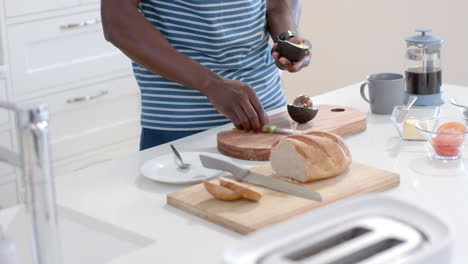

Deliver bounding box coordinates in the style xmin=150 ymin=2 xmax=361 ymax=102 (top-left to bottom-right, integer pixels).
xmin=60 ymin=18 xmax=100 ymax=30
xmin=66 ymin=90 xmax=109 ymax=104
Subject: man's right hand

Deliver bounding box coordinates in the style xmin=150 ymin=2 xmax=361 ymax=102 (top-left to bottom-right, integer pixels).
xmin=206 ymin=78 xmax=269 ymax=131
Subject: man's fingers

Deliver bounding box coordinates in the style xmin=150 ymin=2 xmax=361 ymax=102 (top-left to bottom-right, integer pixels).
xmin=234 ymin=106 xmax=251 ymax=131
xmin=248 ymin=94 xmax=268 ymax=129
xmin=245 ymin=84 xmax=268 ymax=129
xmin=279 ymin=57 xmax=297 ymax=72
xmin=279 ymin=57 xmax=293 ymax=69
xmin=229 ymin=111 xmax=242 ymax=130
xmin=291 ymin=51 xmax=311 ymax=71
xmin=292 ymin=60 xmax=304 ymax=71
xmin=272 ymin=51 xmax=280 ymax=59
xmin=275 ymin=61 xmax=286 ymax=70
xmin=288 ymin=36 xmax=302 ymax=45
xmin=241 ymin=102 xmax=261 ymax=131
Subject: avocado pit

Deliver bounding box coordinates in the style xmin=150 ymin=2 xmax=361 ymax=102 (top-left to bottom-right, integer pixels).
xmin=287 ymin=95 xmax=318 ymax=123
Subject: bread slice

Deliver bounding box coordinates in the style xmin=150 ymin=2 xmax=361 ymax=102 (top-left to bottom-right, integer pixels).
xmin=203 ymin=180 xmax=242 ymax=201
xmin=270 ymin=132 xmax=352 ymax=182
xmin=219 ymin=177 xmax=262 ymax=201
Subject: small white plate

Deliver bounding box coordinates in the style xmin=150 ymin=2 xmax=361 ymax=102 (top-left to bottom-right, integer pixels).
xmin=140 ymin=152 xmax=225 ymax=184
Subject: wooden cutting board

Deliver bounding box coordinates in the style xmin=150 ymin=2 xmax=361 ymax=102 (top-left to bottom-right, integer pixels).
xmin=217 ymin=105 xmax=367 ymax=161
xmin=167 ymin=162 xmax=399 ymax=234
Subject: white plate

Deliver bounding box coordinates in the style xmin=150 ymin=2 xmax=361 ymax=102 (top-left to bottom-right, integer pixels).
xmin=140 ymin=152 xmax=226 ymax=184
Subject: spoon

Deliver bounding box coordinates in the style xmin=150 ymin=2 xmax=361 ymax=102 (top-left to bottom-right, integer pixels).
xmin=170 ymin=144 xmax=191 ymax=169
xmin=396 ymin=96 xmax=418 ymax=123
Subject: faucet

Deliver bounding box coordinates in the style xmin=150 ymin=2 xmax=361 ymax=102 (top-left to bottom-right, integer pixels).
xmin=0 ymin=101 xmax=62 ymax=264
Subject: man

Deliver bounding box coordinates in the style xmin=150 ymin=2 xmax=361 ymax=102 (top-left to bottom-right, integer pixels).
xmin=101 ymin=0 xmax=311 ymax=150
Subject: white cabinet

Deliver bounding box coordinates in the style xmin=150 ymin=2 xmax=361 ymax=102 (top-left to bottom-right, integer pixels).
xmin=0 ymin=130 xmax=14 ymax=180
xmin=0 ymin=181 xmax=17 ymax=209
xmin=4 ymin=0 xmax=79 ymax=17
xmin=7 ymin=10 xmax=132 ymax=99
xmin=0 ymin=79 xmax=16 ymax=208
xmin=0 ymin=80 xmax=8 ymax=125
xmin=0 ymin=0 xmax=140 ymax=187
xmin=0 ymin=80 xmax=14 ymax=179
xmin=28 ymin=76 xmax=140 ymax=161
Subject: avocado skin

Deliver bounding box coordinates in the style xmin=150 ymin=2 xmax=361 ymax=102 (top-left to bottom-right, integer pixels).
xmin=287 ymin=105 xmax=319 ymax=123
xmin=277 ymin=40 xmax=308 ymax=62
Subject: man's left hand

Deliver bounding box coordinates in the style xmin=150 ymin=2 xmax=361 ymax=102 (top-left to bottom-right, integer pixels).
xmin=272 ymin=36 xmax=311 ymax=73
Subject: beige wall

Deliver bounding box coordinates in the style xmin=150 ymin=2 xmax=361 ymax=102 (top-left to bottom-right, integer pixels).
xmin=281 ymin=0 xmax=468 ymax=101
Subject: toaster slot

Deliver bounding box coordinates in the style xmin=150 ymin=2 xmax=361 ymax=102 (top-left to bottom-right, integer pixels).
xmin=258 ymin=216 xmax=425 ymax=264
xmin=328 ymin=238 xmax=404 ymax=264
xmin=286 ymin=227 xmax=371 ymax=261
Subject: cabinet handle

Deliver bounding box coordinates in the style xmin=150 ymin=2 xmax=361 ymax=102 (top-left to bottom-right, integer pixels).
xmin=66 ymin=90 xmax=109 ymax=104
xmin=60 ymin=18 xmax=100 ymax=30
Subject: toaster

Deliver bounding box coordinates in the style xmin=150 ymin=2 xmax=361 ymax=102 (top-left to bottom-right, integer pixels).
xmin=223 ymin=195 xmax=453 ymax=264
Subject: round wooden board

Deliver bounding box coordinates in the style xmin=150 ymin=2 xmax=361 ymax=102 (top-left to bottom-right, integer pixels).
xmin=217 ymin=105 xmax=367 ymax=161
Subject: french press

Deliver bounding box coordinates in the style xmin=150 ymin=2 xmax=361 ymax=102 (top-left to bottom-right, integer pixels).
xmin=405 ymin=29 xmax=444 ymax=106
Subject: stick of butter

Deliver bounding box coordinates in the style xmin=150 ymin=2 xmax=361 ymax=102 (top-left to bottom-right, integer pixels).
xmin=402 ymin=118 xmax=428 ymax=140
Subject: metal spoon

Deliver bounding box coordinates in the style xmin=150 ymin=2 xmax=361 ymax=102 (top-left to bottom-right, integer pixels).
xmin=396 ymin=96 xmax=418 ymax=123
xmin=170 ymin=144 xmax=191 ymax=169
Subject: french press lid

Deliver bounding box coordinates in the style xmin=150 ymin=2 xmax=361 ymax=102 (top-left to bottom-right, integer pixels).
xmin=406 ymin=28 xmax=443 ymax=45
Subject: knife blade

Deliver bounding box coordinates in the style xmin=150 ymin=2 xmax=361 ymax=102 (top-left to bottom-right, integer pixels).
xmin=265 ymin=125 xmax=306 ymax=135
xmin=199 ymin=154 xmax=322 ymax=202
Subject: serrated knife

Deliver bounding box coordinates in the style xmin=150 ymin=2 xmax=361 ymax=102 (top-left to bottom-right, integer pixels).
xmin=199 ymin=154 xmax=322 ymax=202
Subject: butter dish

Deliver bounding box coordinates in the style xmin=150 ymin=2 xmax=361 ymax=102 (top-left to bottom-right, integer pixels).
xmin=391 ymin=105 xmax=440 ymax=141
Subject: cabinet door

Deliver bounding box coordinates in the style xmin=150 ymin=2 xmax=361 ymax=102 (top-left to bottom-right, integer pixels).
xmin=7 ymin=10 xmax=132 ymax=99
xmin=0 ymin=130 xmax=14 ymax=180
xmin=0 ymin=129 xmax=16 ymax=209
xmin=20 ymin=75 xmax=140 ymax=162
xmin=4 ymin=0 xmax=79 ymax=17
xmin=0 ymin=80 xmax=8 ymax=125
xmin=0 ymin=81 xmax=14 ymax=179
xmin=0 ymin=181 xmax=17 ymax=209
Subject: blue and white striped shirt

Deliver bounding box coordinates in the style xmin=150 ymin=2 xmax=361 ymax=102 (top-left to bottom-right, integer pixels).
xmin=133 ymin=0 xmax=286 ymax=131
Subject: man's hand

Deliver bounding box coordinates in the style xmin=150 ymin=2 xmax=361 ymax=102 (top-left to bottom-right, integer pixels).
xmin=206 ymin=78 xmax=269 ymax=131
xmin=272 ymin=36 xmax=311 ymax=72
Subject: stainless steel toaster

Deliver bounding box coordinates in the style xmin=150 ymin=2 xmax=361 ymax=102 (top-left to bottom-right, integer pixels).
xmin=223 ymin=195 xmax=453 ymax=264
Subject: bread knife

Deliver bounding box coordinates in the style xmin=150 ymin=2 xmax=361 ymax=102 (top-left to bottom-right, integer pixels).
xmin=199 ymin=154 xmax=322 ymax=202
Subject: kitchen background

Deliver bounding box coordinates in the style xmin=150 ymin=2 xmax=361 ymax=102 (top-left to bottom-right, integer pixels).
xmin=0 ymin=0 xmax=467 ymax=209
xmin=282 ymin=0 xmax=468 ymax=98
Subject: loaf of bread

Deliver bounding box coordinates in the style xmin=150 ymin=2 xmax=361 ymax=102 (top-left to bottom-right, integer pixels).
xmin=270 ymin=132 xmax=351 ymax=182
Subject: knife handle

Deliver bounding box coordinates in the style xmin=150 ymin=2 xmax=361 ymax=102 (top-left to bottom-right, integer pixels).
xmin=199 ymin=154 xmax=250 ymax=181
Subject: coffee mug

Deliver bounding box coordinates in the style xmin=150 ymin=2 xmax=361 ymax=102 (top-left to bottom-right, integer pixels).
xmin=360 ymin=73 xmax=405 ymax=115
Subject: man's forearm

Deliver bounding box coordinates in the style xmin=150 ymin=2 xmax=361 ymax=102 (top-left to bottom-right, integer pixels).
xmin=266 ymin=0 xmax=302 ymax=41
xmin=101 ymin=0 xmax=222 ymax=95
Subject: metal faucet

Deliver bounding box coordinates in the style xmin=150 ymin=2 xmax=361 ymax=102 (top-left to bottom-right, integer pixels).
xmin=0 ymin=101 xmax=62 ymax=264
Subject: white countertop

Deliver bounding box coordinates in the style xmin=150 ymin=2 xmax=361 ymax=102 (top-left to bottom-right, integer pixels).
xmin=55 ymin=83 xmax=468 ymax=263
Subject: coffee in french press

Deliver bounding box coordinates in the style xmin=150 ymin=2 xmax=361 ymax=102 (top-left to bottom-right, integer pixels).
xmin=404 ymin=29 xmax=444 ymax=106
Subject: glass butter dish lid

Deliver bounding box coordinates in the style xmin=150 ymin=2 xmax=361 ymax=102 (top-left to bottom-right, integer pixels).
xmin=391 ymin=105 xmax=441 ymax=141
xmin=450 ymin=97 xmax=468 ymax=120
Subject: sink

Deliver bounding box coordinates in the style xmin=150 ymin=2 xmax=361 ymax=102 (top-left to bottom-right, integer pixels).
xmin=0 ymin=205 xmax=154 ymax=264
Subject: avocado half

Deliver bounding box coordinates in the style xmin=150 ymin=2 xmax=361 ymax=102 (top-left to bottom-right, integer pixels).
xmin=277 ymin=40 xmax=309 ymax=62
xmin=287 ymin=104 xmax=319 ymax=124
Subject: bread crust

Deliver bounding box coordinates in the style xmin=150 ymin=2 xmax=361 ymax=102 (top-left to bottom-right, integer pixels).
xmin=203 ymin=180 xmax=242 ymax=201
xmin=270 ymin=131 xmax=352 ymax=182
xmin=219 ymin=177 xmax=262 ymax=201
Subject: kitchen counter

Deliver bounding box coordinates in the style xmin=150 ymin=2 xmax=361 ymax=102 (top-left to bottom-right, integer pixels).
xmin=55 ymin=83 xmax=468 ymax=263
